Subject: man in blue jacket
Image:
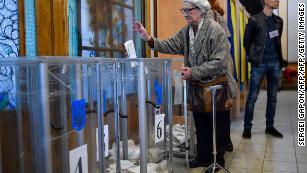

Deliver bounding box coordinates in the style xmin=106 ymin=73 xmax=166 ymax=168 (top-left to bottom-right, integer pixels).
xmin=243 ymin=0 xmax=287 ymax=139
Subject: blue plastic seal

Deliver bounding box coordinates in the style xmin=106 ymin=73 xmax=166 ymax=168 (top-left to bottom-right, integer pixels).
xmin=103 ymin=90 xmax=107 ymax=113
xmin=72 ymin=99 xmax=86 ymax=131
xmin=154 ymin=80 xmax=163 ymax=106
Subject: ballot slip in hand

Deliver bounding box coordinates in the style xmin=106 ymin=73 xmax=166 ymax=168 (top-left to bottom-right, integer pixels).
xmin=124 ymin=40 xmax=137 ymax=67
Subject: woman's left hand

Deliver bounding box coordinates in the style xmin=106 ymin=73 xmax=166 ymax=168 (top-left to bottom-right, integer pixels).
xmin=225 ymin=99 xmax=233 ymax=110
xmin=180 ymin=67 xmax=192 ymax=80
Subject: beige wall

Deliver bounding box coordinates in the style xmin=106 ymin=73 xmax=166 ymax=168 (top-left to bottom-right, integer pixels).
xmin=156 ymin=0 xmax=227 ymax=58
xmin=219 ymin=0 xmax=227 ymax=22
xmin=155 ymin=0 xmax=287 ymax=60
xmin=279 ymin=0 xmax=288 ymax=60
xmin=156 ymin=0 xmax=186 ymax=58
xmin=219 ymin=0 xmax=226 ymax=12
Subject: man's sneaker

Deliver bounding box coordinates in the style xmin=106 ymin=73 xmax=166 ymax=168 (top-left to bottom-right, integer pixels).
xmin=265 ymin=127 xmax=284 ymax=138
xmin=242 ymin=129 xmax=251 ymax=139
xmin=226 ymin=141 xmax=233 ymax=152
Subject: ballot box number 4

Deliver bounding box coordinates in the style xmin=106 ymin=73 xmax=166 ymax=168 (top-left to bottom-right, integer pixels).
xmin=155 ymin=114 xmax=165 ymax=144
xmin=69 ymin=144 xmax=88 ymax=173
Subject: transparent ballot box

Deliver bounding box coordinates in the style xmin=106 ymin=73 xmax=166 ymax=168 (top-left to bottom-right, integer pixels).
xmin=170 ymin=58 xmax=195 ymax=172
xmin=115 ymin=58 xmax=173 ymax=173
xmin=0 ymin=57 xmax=118 ymax=173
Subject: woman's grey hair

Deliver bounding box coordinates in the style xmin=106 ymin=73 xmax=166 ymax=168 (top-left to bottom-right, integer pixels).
xmin=183 ymin=0 xmax=211 ymax=13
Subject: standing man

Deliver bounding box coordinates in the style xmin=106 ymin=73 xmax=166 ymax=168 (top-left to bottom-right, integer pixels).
xmin=243 ymin=0 xmax=287 ymax=139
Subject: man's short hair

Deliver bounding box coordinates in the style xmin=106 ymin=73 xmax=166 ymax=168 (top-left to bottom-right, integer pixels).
xmin=260 ymin=0 xmax=265 ymax=6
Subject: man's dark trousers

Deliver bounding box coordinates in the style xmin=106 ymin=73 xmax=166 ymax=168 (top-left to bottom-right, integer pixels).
xmin=244 ymin=62 xmax=281 ymax=130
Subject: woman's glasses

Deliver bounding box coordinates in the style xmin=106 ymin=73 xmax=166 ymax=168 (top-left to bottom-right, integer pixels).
xmin=180 ymin=7 xmax=198 ymax=15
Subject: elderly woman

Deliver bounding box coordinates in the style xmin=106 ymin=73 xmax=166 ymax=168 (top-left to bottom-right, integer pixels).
xmin=133 ymin=0 xmax=228 ymax=171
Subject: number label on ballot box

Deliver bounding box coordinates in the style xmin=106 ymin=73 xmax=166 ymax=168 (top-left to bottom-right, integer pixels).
xmin=69 ymin=144 xmax=88 ymax=173
xmin=155 ymin=114 xmax=165 ymax=144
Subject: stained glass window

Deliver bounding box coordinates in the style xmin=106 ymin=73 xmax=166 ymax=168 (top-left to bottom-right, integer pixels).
xmin=0 ymin=0 xmax=19 ymax=110
xmin=80 ymin=0 xmax=136 ymax=58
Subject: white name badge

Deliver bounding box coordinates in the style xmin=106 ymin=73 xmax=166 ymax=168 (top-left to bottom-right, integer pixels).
xmin=269 ymin=30 xmax=279 ymax=38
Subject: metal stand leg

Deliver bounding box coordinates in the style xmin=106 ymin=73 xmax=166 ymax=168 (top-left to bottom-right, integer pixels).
xmin=205 ymin=85 xmax=229 ymax=173
xmin=166 ymin=61 xmax=173 ymax=173
xmin=189 ymin=112 xmax=196 ymax=158
xmin=120 ymin=64 xmax=128 ymax=160
xmin=97 ymin=64 xmax=105 ymax=173
xmin=74 ymin=64 xmax=84 ymax=146
xmin=183 ymin=80 xmax=189 ymax=168
xmin=37 ymin=63 xmax=52 ymax=173
xmin=138 ymin=61 xmax=148 ymax=173
xmin=59 ymin=68 xmax=69 ymax=173
xmin=113 ymin=63 xmax=121 ymax=173
xmin=87 ymin=65 xmax=96 ymax=173
xmin=16 ymin=67 xmax=25 ymax=173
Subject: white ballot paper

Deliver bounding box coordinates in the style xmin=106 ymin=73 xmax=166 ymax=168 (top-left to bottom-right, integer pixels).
xmin=124 ymin=40 xmax=148 ymax=74
xmin=173 ymin=70 xmax=183 ymax=105
xmin=124 ymin=40 xmax=137 ymax=67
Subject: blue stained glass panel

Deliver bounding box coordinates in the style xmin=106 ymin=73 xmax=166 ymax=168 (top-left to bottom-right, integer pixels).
xmin=125 ymin=0 xmax=133 ymax=6
xmin=69 ymin=0 xmax=78 ymax=55
xmin=0 ymin=0 xmax=19 ymax=109
xmin=99 ymin=51 xmax=111 ymax=58
xmin=115 ymin=0 xmax=133 ymax=6
xmin=112 ymin=5 xmax=124 ymax=48
xmin=0 ymin=0 xmax=19 ymax=57
xmin=124 ymin=8 xmax=133 ymax=41
xmin=98 ymin=28 xmax=110 ymax=48
xmin=82 ymin=50 xmax=97 ymax=57
xmin=113 ymin=51 xmax=124 ymax=58
xmin=81 ymin=0 xmax=95 ymax=47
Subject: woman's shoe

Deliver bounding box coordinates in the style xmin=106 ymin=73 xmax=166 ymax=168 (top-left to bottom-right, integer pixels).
xmin=189 ymin=159 xmax=210 ymax=168
xmin=226 ymin=141 xmax=233 ymax=152
xmin=205 ymin=167 xmax=221 ymax=173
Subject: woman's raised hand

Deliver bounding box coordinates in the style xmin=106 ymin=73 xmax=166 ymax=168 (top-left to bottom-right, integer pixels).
xmin=133 ymin=21 xmax=151 ymax=41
